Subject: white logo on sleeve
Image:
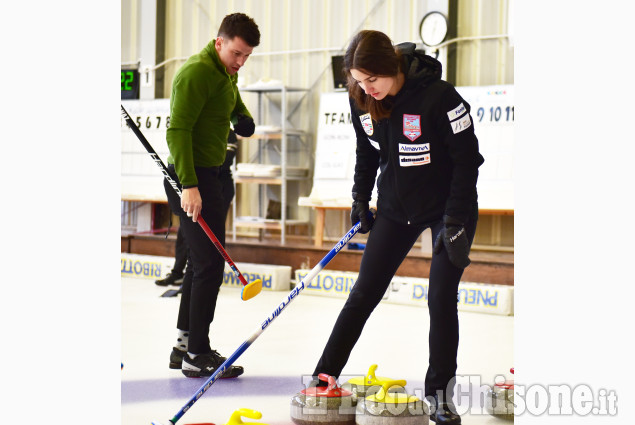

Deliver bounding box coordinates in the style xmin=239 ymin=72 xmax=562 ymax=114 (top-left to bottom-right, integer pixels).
xmin=451 ymin=114 xmax=472 ymax=134
xmin=368 ymin=138 xmax=380 ymax=150
xmin=360 ymin=113 xmax=373 ymax=136
xmin=447 ymin=103 xmax=466 ymax=121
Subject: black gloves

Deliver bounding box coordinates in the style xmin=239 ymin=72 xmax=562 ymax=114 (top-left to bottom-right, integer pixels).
xmin=433 ymin=215 xmax=471 ymax=269
xmin=233 ymin=114 xmax=255 ymax=137
xmin=350 ymin=200 xmax=375 ymax=234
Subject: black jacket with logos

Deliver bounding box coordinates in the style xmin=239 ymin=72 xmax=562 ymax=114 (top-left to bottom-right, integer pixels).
xmin=351 ymin=43 xmax=484 ymax=225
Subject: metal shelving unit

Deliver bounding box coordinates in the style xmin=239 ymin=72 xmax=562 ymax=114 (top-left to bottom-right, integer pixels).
xmin=232 ymin=85 xmax=310 ymax=244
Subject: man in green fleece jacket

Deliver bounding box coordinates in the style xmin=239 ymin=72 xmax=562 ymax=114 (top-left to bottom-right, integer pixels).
xmin=163 ymin=12 xmax=259 ymax=378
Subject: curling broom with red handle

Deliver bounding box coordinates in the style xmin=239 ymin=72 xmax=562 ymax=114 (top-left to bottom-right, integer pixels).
xmin=121 ymin=104 xmax=262 ymax=301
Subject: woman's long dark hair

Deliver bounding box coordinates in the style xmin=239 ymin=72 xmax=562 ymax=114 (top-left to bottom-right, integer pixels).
xmin=344 ymin=30 xmax=402 ymax=121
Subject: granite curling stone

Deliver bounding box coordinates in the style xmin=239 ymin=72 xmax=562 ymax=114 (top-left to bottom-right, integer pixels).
xmin=485 ymin=367 xmax=514 ymax=420
xmin=290 ymin=373 xmax=357 ymax=425
xmin=355 ymin=380 xmax=429 ymax=425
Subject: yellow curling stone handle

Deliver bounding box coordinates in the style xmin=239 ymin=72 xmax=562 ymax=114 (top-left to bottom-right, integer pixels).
xmin=366 ymin=380 xmax=420 ymax=404
xmin=347 ymin=364 xmax=400 ymax=387
xmin=223 ymin=408 xmax=268 ymax=425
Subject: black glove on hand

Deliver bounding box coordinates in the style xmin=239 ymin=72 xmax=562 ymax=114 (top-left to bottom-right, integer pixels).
xmin=233 ymin=114 xmax=255 ymax=137
xmin=350 ymin=200 xmax=374 ymax=234
xmin=433 ymin=215 xmax=471 ymax=269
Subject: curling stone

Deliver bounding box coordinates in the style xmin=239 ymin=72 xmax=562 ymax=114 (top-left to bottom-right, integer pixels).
xmin=290 ymin=373 xmax=357 ymax=425
xmin=356 ymin=380 xmax=428 ymax=425
xmin=345 ymin=364 xmax=402 ymax=399
xmin=485 ymin=367 xmax=514 ymax=420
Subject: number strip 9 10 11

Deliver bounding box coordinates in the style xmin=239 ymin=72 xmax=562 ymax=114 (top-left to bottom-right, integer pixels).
xmin=475 ymin=106 xmax=514 ymax=123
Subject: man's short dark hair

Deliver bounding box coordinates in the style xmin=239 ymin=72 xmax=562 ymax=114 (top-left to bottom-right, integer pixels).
xmin=218 ymin=13 xmax=260 ymax=47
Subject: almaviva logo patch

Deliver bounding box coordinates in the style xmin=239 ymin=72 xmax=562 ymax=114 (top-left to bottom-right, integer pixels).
xmin=399 ymin=143 xmax=429 ymax=153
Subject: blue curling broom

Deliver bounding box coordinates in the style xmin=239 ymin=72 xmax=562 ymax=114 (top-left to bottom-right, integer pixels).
xmin=151 ymin=219 xmax=366 ymax=425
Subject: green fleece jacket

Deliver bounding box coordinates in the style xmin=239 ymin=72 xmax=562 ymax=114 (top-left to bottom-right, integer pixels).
xmin=166 ymin=39 xmax=251 ymax=187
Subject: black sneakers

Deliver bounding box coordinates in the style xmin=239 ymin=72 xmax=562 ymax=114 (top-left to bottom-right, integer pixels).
xmin=155 ymin=272 xmax=184 ymax=287
xmin=181 ymin=350 xmax=244 ymax=379
xmin=429 ymin=394 xmax=462 ymax=424
xmin=169 ymin=347 xmax=186 ymax=369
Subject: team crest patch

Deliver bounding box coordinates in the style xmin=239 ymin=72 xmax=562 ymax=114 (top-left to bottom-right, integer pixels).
xmin=360 ymin=113 xmax=373 ymax=136
xmin=403 ymin=114 xmax=421 ymax=141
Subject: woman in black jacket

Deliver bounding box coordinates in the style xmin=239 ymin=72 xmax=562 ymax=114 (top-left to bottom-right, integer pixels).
xmin=312 ymin=30 xmax=484 ymax=424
